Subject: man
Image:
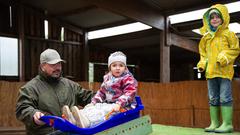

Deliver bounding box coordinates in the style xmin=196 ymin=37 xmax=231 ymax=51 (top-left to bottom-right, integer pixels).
xmin=16 ymin=48 xmax=95 ymax=135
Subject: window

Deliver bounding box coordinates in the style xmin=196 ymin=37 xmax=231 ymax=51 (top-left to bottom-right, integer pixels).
xmin=169 ymin=1 xmax=240 ymax=24
xmin=0 ymin=36 xmax=18 ymax=76
xmin=61 ymin=27 xmax=64 ymax=41
xmin=9 ymin=6 xmax=12 ymax=28
xmin=88 ymin=22 xmax=152 ymax=40
xmin=88 ymin=62 xmax=94 ymax=82
xmin=44 ymin=20 xmax=48 ymax=39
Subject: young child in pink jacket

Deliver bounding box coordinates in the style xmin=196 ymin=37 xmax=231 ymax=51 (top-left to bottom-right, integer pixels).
xmin=62 ymin=51 xmax=138 ymax=128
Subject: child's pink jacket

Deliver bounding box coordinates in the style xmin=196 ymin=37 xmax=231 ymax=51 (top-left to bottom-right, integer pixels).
xmin=91 ymin=70 xmax=138 ymax=108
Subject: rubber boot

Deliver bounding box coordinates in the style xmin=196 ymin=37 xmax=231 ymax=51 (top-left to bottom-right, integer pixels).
xmin=205 ymin=106 xmax=220 ymax=132
xmin=215 ymin=106 xmax=233 ymax=133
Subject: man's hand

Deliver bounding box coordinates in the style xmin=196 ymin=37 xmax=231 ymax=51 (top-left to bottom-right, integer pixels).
xmin=33 ymin=111 xmax=45 ymax=126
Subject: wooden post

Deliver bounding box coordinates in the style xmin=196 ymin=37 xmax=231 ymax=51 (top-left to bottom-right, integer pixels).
xmin=18 ymin=4 xmax=25 ymax=81
xmin=82 ymin=31 xmax=89 ymax=81
xmin=160 ymin=17 xmax=170 ymax=83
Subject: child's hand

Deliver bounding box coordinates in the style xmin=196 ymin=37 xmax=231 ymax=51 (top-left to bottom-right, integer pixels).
xmin=198 ymin=68 xmax=204 ymax=72
xmin=113 ymin=104 xmax=121 ymax=111
xmin=217 ymin=53 xmax=228 ymax=66
xmin=197 ymin=61 xmax=207 ymax=72
xmin=85 ymin=103 xmax=94 ymax=108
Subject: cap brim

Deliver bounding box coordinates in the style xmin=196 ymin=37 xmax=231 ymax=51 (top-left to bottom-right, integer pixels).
xmin=46 ymin=59 xmax=66 ymax=64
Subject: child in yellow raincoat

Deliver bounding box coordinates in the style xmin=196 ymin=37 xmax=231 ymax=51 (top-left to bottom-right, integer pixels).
xmin=197 ymin=4 xmax=240 ymax=133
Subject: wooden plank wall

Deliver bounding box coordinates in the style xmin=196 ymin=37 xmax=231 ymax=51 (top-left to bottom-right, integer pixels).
xmin=23 ymin=6 xmax=84 ymax=81
xmin=0 ymin=81 xmax=24 ymax=127
xmin=0 ymin=2 xmax=85 ymax=81
xmin=0 ymin=4 xmax=86 ymax=129
xmin=24 ymin=39 xmax=83 ymax=81
xmin=0 ymin=80 xmax=240 ymax=131
xmin=138 ymin=80 xmax=240 ymax=130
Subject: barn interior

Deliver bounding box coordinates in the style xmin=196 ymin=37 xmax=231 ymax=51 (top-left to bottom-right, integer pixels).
xmin=0 ymin=0 xmax=240 ymax=134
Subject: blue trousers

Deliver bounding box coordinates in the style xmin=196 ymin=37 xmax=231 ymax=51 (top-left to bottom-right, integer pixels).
xmin=207 ymin=77 xmax=232 ymax=106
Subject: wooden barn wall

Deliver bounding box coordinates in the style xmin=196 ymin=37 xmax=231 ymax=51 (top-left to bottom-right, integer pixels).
xmin=0 ymin=3 xmax=85 ymax=81
xmin=139 ymin=80 xmax=240 ymax=130
xmin=24 ymin=40 xmax=82 ymax=81
xmin=23 ymin=7 xmax=84 ymax=81
xmin=0 ymin=80 xmax=240 ymax=131
xmin=89 ymin=47 xmax=113 ymax=82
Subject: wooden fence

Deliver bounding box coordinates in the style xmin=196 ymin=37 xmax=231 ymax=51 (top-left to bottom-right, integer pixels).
xmin=0 ymin=80 xmax=239 ymax=131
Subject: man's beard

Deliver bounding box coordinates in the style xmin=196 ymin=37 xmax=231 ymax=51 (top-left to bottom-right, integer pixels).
xmin=50 ymin=70 xmax=61 ymax=78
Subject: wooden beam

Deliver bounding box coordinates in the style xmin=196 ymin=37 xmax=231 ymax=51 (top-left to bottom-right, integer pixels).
xmin=53 ymin=5 xmax=97 ymax=17
xmin=86 ymin=0 xmax=165 ymax=30
xmin=169 ymin=33 xmax=199 ymax=53
xmin=21 ymin=3 xmax=84 ymax=35
xmin=87 ymin=19 xmax=135 ymax=31
xmin=26 ymin=36 xmax=82 ymax=45
xmin=49 ymin=18 xmax=84 ymax=35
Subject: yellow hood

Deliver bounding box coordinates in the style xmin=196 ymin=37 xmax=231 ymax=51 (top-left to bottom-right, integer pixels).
xmin=200 ymin=4 xmax=230 ymax=35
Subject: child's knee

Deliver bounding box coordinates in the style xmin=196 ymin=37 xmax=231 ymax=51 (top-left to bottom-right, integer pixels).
xmin=220 ymin=98 xmax=233 ymax=106
xmin=209 ymin=98 xmax=220 ymax=106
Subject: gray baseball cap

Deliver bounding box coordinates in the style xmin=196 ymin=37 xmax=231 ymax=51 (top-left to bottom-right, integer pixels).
xmin=40 ymin=49 xmax=65 ymax=64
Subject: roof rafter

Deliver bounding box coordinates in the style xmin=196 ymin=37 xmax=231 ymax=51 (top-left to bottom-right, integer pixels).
xmin=86 ymin=0 xmax=165 ymax=30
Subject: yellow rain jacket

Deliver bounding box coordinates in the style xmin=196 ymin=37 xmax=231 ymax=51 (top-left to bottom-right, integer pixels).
xmin=197 ymin=4 xmax=240 ymax=80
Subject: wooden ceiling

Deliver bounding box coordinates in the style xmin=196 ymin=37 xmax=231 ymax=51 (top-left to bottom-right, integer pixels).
xmin=18 ymin=0 xmax=238 ymax=29
xmin=12 ymin=0 xmax=240 ymax=62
